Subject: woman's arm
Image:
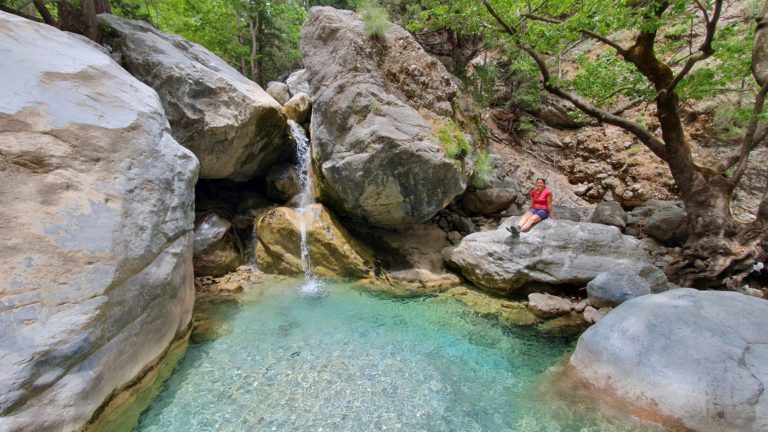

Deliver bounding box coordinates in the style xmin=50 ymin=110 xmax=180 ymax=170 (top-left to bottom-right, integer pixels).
xmin=547 ymin=194 xmax=553 ymax=217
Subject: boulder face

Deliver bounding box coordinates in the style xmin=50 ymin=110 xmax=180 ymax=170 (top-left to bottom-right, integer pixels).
xmin=99 ymin=14 xmax=288 ymax=181
xmin=586 ymin=272 xmax=651 ymax=308
xmin=461 ymin=188 xmax=520 ymax=215
xmin=193 ymin=212 xmax=241 ymax=277
xmin=256 ymin=204 xmax=373 ymax=278
xmin=566 ymin=289 xmax=768 ymax=432
xmin=0 ymin=12 xmax=198 ymax=431
xmin=301 ymin=7 xmax=467 ymax=229
xmin=589 ymin=200 xmax=627 ymax=230
xmin=443 ymin=218 xmax=669 ymax=296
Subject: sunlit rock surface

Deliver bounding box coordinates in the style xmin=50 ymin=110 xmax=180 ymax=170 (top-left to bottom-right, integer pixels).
xmin=443 ymin=217 xmax=669 ymax=296
xmin=566 ymin=289 xmax=768 ymax=432
xmin=99 ymin=13 xmax=288 ymax=181
xmin=256 ymin=204 xmax=373 ymax=278
xmin=0 ymin=12 xmax=198 ymax=431
xmin=301 ymin=7 xmax=466 ymax=229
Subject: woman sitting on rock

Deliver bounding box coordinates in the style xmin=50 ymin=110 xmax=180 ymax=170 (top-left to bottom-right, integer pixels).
xmin=508 ymin=178 xmax=553 ymax=237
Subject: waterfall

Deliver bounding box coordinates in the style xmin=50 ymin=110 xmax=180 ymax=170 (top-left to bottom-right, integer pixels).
xmin=289 ymin=120 xmax=323 ymax=295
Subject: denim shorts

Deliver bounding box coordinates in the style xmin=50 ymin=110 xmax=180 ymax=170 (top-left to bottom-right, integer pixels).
xmin=529 ymin=208 xmax=549 ymax=219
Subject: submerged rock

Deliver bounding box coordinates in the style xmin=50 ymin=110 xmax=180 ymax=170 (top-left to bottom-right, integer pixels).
xmin=99 ymin=14 xmax=288 ymax=181
xmin=256 ymin=204 xmax=373 ymax=278
xmin=566 ymin=289 xmax=768 ymax=432
xmin=442 ymin=287 xmax=538 ymax=327
xmin=443 ymin=218 xmax=669 ymax=296
xmin=0 ymin=12 xmax=198 ymax=431
xmin=301 ymin=7 xmax=466 ymax=229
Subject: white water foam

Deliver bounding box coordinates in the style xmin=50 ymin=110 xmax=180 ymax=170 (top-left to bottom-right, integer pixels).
xmin=289 ymin=120 xmax=325 ymax=296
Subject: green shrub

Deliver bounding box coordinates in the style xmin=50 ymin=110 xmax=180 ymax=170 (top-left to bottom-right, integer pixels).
xmin=472 ymin=150 xmax=494 ymax=188
xmin=626 ymin=146 xmax=641 ymax=156
xmin=358 ymin=0 xmax=390 ymax=41
xmin=368 ymin=102 xmax=383 ymax=115
xmin=516 ymin=117 xmax=535 ymax=136
xmin=438 ymin=121 xmax=470 ymax=159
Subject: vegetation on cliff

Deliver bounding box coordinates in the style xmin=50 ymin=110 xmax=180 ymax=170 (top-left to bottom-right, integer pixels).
xmin=3 ymin=0 xmax=765 ymax=288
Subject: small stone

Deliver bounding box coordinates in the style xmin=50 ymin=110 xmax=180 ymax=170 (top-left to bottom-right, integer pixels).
xmin=694 ymin=259 xmax=707 ymax=269
xmin=583 ymin=305 xmax=611 ymax=323
xmin=447 ymin=231 xmax=462 ymax=245
xmin=527 ymin=293 xmax=573 ymax=318
xmin=573 ymin=299 xmax=588 ymax=313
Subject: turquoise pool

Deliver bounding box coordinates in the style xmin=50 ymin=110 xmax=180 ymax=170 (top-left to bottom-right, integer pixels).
xmin=133 ymin=279 xmax=664 ymax=431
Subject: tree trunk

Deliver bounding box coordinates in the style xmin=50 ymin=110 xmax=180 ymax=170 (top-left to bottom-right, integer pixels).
xmin=249 ymin=17 xmax=261 ymax=85
xmin=58 ymin=0 xmax=99 ymax=42
xmin=95 ymin=0 xmax=111 ymax=14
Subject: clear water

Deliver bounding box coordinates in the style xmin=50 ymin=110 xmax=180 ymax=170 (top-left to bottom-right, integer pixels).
xmin=133 ymin=280 xmax=664 ymax=432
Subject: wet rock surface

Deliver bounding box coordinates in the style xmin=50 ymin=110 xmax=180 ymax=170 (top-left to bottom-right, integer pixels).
xmin=256 ymin=204 xmax=374 ymax=278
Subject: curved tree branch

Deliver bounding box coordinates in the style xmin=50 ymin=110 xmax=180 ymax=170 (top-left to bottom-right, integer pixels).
xmin=728 ymin=77 xmax=768 ymax=188
xmin=666 ymin=0 xmax=723 ymax=92
xmin=522 ymin=13 xmax=628 ymax=55
xmin=482 ymin=0 xmax=667 ymax=159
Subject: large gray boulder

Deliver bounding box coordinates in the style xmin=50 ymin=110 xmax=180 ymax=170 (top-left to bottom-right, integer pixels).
xmin=645 ymin=205 xmax=688 ymax=244
xmin=586 ymin=272 xmax=651 ymax=308
xmin=301 ymin=7 xmax=466 ymax=229
xmin=0 ymin=12 xmax=198 ymax=431
xmin=443 ymin=218 xmax=669 ymax=296
xmin=462 ymin=188 xmax=520 ymax=215
xmin=99 ymin=14 xmax=287 ymax=181
xmin=566 ymin=289 xmax=768 ymax=432
xmin=286 ymin=68 xmax=311 ymax=96
xmin=589 ymin=200 xmax=627 ymax=230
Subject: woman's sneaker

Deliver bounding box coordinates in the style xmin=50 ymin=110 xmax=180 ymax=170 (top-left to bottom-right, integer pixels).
xmin=505 ymin=225 xmax=520 ymax=239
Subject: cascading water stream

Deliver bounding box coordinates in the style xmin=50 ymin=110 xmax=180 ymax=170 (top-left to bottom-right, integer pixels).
xmin=289 ymin=119 xmax=323 ymax=295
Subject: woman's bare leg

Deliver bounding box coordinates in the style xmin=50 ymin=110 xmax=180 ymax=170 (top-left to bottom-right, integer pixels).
xmin=520 ymin=215 xmax=542 ymax=232
xmin=518 ymin=212 xmax=534 ymax=228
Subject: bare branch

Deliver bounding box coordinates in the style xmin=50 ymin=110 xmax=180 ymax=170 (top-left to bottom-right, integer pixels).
xmin=729 ymin=79 xmax=768 ymax=187
xmin=597 ymin=86 xmax=637 ymax=103
xmin=522 ymin=13 xmax=560 ymax=24
xmin=611 ymin=97 xmax=644 ymax=115
xmin=522 ymin=13 xmax=628 ymax=55
xmin=482 ymin=0 xmax=667 ymax=159
xmin=666 ymin=0 xmax=723 ymax=91
xmin=33 ymin=0 xmax=56 ymax=26
xmin=693 ymin=0 xmax=710 ymax=23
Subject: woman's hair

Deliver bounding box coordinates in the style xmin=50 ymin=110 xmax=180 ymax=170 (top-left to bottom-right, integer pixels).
xmin=536 ymin=177 xmax=546 ymax=184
